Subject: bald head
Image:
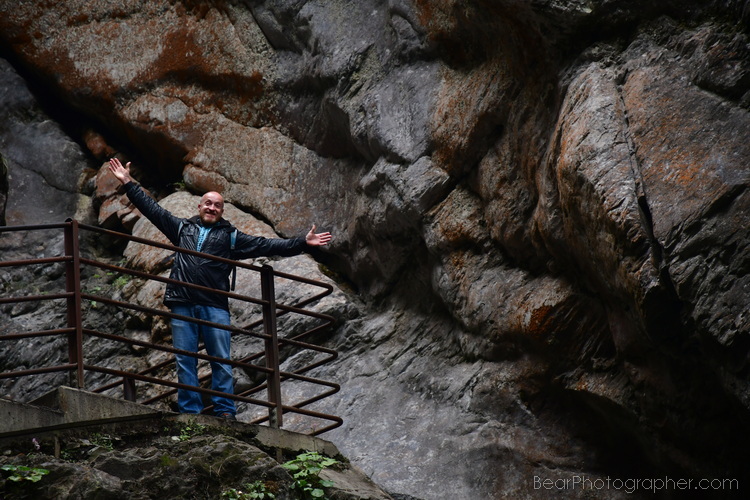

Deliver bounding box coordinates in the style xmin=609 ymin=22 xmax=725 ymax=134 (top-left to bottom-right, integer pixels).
xmin=198 ymin=191 xmax=225 ymax=225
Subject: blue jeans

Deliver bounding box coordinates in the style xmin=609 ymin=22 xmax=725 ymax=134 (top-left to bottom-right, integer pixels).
xmin=170 ymin=304 xmax=235 ymax=416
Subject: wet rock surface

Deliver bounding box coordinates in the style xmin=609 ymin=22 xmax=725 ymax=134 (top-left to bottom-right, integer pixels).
xmin=1 ymin=1 xmax=749 ymax=498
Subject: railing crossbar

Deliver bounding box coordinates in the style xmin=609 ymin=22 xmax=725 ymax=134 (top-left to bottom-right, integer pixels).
xmin=0 ymin=328 xmax=75 ymax=341
xmin=0 ymin=256 xmax=69 ymax=268
xmin=83 ymin=328 xmax=273 ymax=374
xmin=85 ymin=364 xmax=277 ymax=408
xmin=0 ymin=364 xmax=77 ymax=379
xmin=0 ymin=293 xmax=73 ymax=305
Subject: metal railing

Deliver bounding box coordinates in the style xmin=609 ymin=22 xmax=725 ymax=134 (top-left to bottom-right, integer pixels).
xmin=0 ymin=219 xmax=342 ymax=435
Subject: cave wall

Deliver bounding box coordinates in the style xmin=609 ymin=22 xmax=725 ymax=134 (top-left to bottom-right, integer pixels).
xmin=1 ymin=1 xmax=749 ymax=498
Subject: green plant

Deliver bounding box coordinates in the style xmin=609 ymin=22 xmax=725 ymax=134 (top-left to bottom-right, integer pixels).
xmin=282 ymin=451 xmax=338 ymax=499
xmin=175 ymin=420 xmax=207 ymax=442
xmin=222 ymin=480 xmax=275 ymax=499
xmin=89 ymin=433 xmax=115 ymax=451
xmin=112 ymin=274 xmax=130 ymax=288
xmin=1 ymin=464 xmax=50 ymax=483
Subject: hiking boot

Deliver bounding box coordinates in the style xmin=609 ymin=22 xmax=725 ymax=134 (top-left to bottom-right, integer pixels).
xmin=217 ymin=413 xmax=236 ymax=421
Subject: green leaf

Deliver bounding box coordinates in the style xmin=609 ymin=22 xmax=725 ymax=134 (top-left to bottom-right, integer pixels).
xmin=281 ymin=450 xmax=339 ymax=498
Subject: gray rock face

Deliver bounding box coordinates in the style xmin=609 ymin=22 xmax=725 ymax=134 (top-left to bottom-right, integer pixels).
xmin=1 ymin=1 xmax=749 ymax=499
xmin=0 ymin=58 xmax=91 ymax=226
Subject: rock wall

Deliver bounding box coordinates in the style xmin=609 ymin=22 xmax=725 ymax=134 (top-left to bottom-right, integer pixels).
xmin=1 ymin=1 xmax=749 ymax=498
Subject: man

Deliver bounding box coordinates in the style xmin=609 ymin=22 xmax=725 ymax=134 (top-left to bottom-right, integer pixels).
xmin=108 ymin=158 xmax=331 ymax=419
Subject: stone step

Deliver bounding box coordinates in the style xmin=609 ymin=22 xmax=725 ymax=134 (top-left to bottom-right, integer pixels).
xmin=0 ymin=386 xmax=161 ymax=438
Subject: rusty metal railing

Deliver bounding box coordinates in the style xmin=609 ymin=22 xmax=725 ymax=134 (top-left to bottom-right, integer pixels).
xmin=0 ymin=219 xmax=342 ymax=435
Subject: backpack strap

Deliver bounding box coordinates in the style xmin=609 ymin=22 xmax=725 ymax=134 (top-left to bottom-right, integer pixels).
xmin=229 ymin=227 xmax=238 ymax=291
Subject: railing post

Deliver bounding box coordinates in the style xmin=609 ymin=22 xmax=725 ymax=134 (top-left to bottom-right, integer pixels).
xmin=123 ymin=378 xmax=136 ymax=401
xmin=64 ymin=219 xmax=85 ymax=389
xmin=261 ymin=264 xmax=283 ymax=429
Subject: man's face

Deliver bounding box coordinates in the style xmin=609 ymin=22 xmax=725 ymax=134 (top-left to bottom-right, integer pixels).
xmin=198 ymin=192 xmax=225 ymax=225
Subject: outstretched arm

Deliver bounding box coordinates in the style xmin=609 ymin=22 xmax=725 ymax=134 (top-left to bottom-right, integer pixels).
xmin=107 ymin=158 xmax=182 ymax=243
xmin=233 ymin=226 xmax=330 ymax=259
xmin=108 ymin=158 xmax=133 ymax=185
xmin=306 ymin=224 xmax=332 ymax=247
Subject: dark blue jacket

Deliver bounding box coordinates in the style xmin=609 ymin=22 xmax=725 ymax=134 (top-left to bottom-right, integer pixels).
xmin=124 ymin=182 xmax=307 ymax=310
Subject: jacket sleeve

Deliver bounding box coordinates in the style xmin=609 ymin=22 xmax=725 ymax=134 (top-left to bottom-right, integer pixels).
xmin=124 ymin=182 xmax=183 ymax=244
xmin=231 ymin=232 xmax=307 ymax=260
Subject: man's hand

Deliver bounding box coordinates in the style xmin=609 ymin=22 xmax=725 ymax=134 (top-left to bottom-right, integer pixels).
xmin=108 ymin=158 xmax=132 ymax=185
xmin=306 ymin=224 xmax=332 ymax=247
